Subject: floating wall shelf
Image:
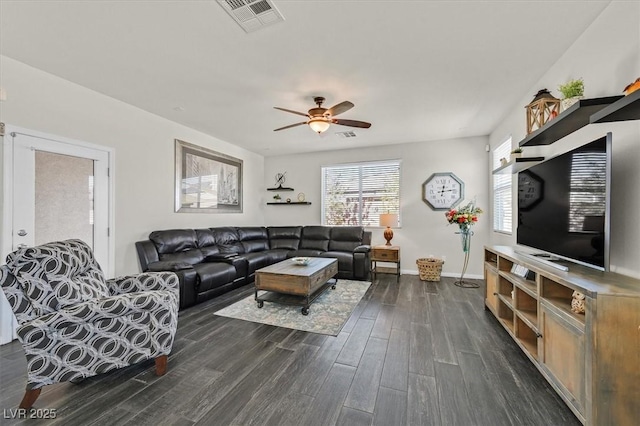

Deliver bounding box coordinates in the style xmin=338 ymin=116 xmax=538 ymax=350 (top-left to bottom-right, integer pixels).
xmin=267 ymin=185 xmax=294 ymax=191
xmin=493 ymin=157 xmax=545 ymax=175
xmin=519 ymin=96 xmax=623 ymax=147
xmin=267 ymin=202 xmax=312 ymax=205
xmin=589 ymin=90 xmax=640 ymax=123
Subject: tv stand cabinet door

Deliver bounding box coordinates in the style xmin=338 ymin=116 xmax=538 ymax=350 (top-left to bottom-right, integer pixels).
xmin=592 ymin=295 xmax=640 ymax=426
xmin=484 ymin=265 xmax=499 ymax=313
xmin=539 ymin=303 xmax=586 ymax=421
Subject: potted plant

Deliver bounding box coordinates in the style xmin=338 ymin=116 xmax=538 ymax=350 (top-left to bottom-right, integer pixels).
xmin=511 ymin=147 xmax=523 ymax=160
xmin=273 ymin=194 xmax=281 ymax=202
xmin=558 ymin=78 xmax=584 ymax=111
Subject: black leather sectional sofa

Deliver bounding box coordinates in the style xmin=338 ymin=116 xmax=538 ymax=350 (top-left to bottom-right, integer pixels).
xmin=135 ymin=226 xmax=371 ymax=309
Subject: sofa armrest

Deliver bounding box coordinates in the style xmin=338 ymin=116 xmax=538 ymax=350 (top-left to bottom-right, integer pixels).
xmin=204 ymin=253 xmax=238 ymax=262
xmin=147 ymin=261 xmax=193 ymax=272
xmin=17 ymin=291 xmax=176 ymax=336
xmin=354 ymin=245 xmax=371 ymax=253
xmin=135 ymin=240 xmax=160 ymax=271
xmin=106 ymin=272 xmax=179 ymax=298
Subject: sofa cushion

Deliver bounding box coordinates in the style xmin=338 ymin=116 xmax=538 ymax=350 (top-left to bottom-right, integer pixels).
xmin=7 ymin=239 xmax=106 ymax=315
xmin=329 ymin=227 xmax=365 ymax=252
xmin=17 ymin=272 xmax=59 ymax=314
xmin=240 ymin=252 xmax=274 ymax=275
xmin=300 ymin=226 xmax=331 ymax=252
xmin=212 ymin=227 xmax=244 ymax=254
xmin=194 ymin=229 xmax=221 ymax=257
xmin=268 ymin=226 xmax=302 ymax=251
xmin=46 ymin=273 xmax=109 ymax=308
xmin=321 ymin=251 xmax=354 ymax=274
xmin=262 ymin=249 xmax=289 ymax=263
xmin=238 ymin=227 xmax=269 ymax=253
xmin=191 ymin=263 xmax=236 ymax=293
xmin=149 ymin=229 xmax=198 ymax=254
xmin=195 ymin=228 xmax=216 ymax=248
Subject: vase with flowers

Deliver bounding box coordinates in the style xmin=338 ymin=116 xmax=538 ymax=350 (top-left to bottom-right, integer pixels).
xmin=445 ymin=200 xmax=483 ymax=287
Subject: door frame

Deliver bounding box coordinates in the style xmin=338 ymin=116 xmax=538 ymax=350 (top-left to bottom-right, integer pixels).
xmin=1 ymin=125 xmax=115 ymax=343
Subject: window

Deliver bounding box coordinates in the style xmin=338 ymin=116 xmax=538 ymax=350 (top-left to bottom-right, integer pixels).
xmin=322 ymin=160 xmax=400 ymax=226
xmin=493 ymin=138 xmax=512 ymax=233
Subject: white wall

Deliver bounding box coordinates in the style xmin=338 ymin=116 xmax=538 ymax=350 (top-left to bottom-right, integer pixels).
xmin=0 ymin=56 xmax=265 ymax=276
xmin=264 ymin=136 xmax=490 ymax=278
xmin=489 ymin=1 xmax=640 ymax=278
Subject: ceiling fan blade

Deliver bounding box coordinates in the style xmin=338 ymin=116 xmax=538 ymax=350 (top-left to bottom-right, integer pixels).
xmin=274 ymin=107 xmax=309 ymax=117
xmin=273 ymin=122 xmax=307 ymax=131
xmin=332 ymin=119 xmax=371 ymax=129
xmin=325 ymin=101 xmax=354 ymax=117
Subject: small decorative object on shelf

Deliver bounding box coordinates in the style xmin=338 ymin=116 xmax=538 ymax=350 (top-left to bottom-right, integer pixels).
xmin=558 ymin=78 xmax=585 ymax=111
xmin=500 ymin=157 xmax=508 ymax=166
xmin=297 ymin=192 xmax=305 ymax=202
xmin=623 ymin=77 xmax=640 ymax=95
xmin=571 ymin=290 xmax=586 ymax=314
xmin=525 ymin=88 xmax=561 ymax=134
xmin=286 ymin=198 xmax=291 ymax=203
xmin=510 ymin=147 xmax=523 ymax=160
xmin=267 ymin=172 xmax=294 ymax=191
xmin=445 ymin=200 xmax=483 ymax=288
xmin=273 ymin=194 xmax=281 ymax=202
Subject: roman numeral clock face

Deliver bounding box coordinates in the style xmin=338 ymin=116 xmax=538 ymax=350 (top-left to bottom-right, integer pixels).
xmin=422 ymin=172 xmax=464 ymax=210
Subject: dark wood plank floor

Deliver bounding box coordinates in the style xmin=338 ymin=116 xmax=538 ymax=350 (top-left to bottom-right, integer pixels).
xmin=0 ymin=274 xmax=581 ymax=426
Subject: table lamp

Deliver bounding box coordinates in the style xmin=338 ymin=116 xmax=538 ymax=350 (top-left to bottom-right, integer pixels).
xmin=379 ymin=213 xmax=398 ymax=246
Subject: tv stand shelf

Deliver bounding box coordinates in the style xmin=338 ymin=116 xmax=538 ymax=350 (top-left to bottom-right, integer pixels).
xmin=484 ymin=246 xmax=640 ymax=426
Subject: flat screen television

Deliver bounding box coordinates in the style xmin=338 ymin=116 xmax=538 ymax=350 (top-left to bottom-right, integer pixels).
xmin=517 ymin=133 xmax=611 ymax=271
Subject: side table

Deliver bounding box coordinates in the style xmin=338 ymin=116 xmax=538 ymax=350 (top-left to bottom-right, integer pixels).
xmin=371 ymin=245 xmax=400 ymax=282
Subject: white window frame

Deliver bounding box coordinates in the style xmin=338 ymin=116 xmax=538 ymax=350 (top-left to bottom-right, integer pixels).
xmin=321 ymin=160 xmax=401 ymax=227
xmin=493 ymin=137 xmax=513 ymax=234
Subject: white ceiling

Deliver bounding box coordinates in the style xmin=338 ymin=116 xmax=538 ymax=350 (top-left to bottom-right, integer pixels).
xmin=0 ymin=0 xmax=611 ymax=156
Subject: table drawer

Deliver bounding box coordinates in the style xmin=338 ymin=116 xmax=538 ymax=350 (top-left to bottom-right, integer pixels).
xmin=372 ymin=248 xmax=398 ymax=261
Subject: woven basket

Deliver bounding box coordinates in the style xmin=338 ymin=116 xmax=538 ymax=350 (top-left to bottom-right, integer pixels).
xmin=416 ymin=258 xmax=444 ymax=282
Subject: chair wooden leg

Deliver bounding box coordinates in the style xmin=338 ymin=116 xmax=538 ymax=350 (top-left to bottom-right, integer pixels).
xmin=155 ymin=355 xmax=168 ymax=376
xmin=19 ymin=388 xmax=41 ymax=409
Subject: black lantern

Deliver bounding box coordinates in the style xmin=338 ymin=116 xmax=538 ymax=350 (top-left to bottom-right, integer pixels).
xmin=525 ymin=89 xmax=560 ymax=134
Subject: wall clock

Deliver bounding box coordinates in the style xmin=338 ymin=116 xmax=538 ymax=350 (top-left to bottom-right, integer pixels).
xmin=422 ymin=172 xmax=464 ymax=210
xmin=518 ymin=170 xmax=544 ymax=210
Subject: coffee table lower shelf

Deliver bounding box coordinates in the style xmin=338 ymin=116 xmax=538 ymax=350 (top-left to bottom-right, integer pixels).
xmin=255 ymin=278 xmax=337 ymax=315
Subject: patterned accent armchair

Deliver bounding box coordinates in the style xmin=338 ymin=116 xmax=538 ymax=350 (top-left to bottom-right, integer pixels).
xmin=0 ymin=239 xmax=179 ymax=409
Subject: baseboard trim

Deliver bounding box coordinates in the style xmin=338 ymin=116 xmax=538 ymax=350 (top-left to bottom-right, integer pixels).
xmin=400 ymin=270 xmax=484 ymax=280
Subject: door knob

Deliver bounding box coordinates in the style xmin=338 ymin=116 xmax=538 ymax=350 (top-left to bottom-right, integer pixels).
xmin=17 ymin=229 xmax=28 ymax=236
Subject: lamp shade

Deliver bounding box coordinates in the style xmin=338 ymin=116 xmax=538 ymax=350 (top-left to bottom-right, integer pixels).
xmin=379 ymin=213 xmax=398 ymax=228
xmin=308 ymin=118 xmax=331 ymax=134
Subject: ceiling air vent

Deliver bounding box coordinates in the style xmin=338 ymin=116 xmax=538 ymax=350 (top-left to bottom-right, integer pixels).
xmin=217 ymin=0 xmax=285 ymax=33
xmin=336 ymin=131 xmax=357 ymax=138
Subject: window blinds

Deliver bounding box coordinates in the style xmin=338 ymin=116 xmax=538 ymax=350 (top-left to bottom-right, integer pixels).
xmin=322 ymin=160 xmax=400 ymax=226
xmin=493 ymin=139 xmax=512 ymax=233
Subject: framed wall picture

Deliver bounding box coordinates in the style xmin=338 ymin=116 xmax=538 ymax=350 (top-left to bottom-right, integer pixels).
xmin=175 ymin=139 xmax=243 ymax=213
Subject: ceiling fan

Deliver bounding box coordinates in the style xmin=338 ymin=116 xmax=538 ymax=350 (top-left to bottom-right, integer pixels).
xmin=274 ymin=97 xmax=372 ymax=134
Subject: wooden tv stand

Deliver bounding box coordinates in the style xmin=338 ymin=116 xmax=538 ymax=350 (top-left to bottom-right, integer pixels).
xmin=484 ymin=246 xmax=640 ymax=426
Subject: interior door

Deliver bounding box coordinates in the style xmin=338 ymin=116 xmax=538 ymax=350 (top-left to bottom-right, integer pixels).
xmin=10 ymin=131 xmax=110 ymax=267
xmin=1 ymin=129 xmax=112 ymax=344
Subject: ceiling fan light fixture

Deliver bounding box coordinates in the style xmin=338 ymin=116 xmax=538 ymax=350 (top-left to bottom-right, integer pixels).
xmin=308 ymin=118 xmax=331 ymax=134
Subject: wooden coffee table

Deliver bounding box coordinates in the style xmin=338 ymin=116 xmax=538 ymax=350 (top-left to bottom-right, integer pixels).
xmin=254 ymin=257 xmax=338 ymax=315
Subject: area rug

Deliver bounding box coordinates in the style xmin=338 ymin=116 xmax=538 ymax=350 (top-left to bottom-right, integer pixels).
xmin=214 ymin=280 xmax=371 ymax=336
